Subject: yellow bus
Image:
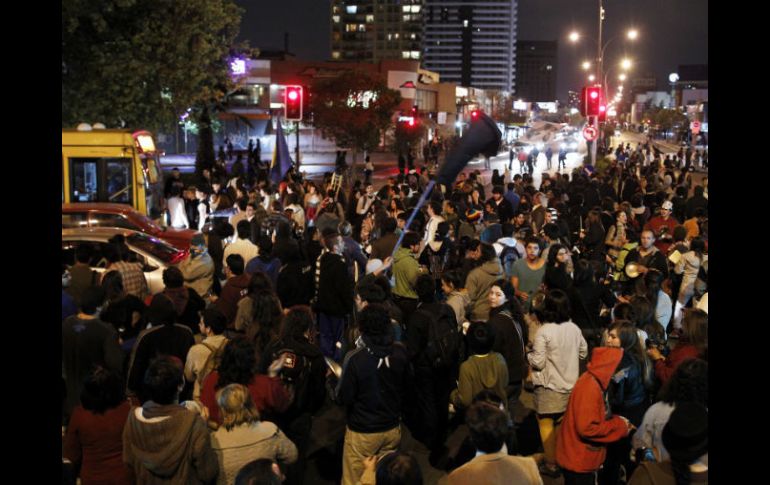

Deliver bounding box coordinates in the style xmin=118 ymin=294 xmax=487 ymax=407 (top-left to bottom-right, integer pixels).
xmin=62 ymin=126 xmax=165 ymax=217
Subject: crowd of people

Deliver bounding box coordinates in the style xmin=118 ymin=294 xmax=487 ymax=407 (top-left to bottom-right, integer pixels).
xmin=62 ymin=141 xmax=708 ymax=484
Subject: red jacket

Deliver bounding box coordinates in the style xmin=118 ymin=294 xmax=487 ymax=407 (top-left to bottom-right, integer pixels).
xmin=654 ymin=344 xmax=700 ymax=385
xmin=199 ymin=370 xmax=290 ymax=424
xmin=556 ymin=347 xmax=630 ymax=473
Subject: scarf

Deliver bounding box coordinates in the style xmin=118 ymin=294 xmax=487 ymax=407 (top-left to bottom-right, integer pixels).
xmin=163 ymin=287 xmax=190 ymax=317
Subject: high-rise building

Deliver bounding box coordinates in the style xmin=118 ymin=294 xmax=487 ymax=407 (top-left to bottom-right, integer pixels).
xmin=330 ymin=1 xmax=423 ymax=62
xmin=515 ymin=41 xmax=557 ymax=102
xmin=422 ymin=0 xmax=518 ymax=92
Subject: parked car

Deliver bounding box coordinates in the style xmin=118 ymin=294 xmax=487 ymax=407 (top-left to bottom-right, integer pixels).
xmin=62 ymin=203 xmax=197 ymax=250
xmin=62 ymin=227 xmax=188 ymax=295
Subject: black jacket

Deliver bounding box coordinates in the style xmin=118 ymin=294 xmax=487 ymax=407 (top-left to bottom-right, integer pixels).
xmin=569 ymin=282 xmax=617 ymax=331
xmin=488 ymin=305 xmax=528 ymax=383
xmin=405 ymin=301 xmax=457 ymax=368
xmin=276 ymin=261 xmax=315 ymax=308
xmin=625 ymin=247 xmax=669 ymax=280
xmin=126 ymin=324 xmax=195 ymax=399
xmin=315 ymin=252 xmax=354 ymax=317
xmin=335 ymin=338 xmax=409 ymax=433
xmin=685 ymin=194 xmax=708 ymax=220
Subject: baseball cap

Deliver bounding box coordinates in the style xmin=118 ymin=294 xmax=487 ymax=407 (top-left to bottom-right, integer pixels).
xmin=661 ymin=200 xmax=673 ymax=211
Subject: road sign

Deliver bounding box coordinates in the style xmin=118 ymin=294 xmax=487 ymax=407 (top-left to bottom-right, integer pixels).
xmin=690 ymin=121 xmax=701 ymax=134
xmin=583 ymin=125 xmax=598 ymax=141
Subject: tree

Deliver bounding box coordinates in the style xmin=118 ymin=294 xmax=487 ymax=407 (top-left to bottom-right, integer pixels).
xmin=309 ymin=70 xmax=402 ymax=171
xmin=195 ymin=106 xmax=216 ymax=174
xmin=62 ymin=0 xmax=243 ymax=132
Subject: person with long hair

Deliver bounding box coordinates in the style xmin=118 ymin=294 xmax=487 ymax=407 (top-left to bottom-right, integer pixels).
xmin=200 ymin=336 xmax=290 ymax=425
xmin=544 ymin=243 xmax=573 ymax=292
xmin=527 ymin=289 xmax=588 ymax=478
xmin=234 ymin=271 xmax=278 ymax=333
xmin=210 ymin=383 xmax=297 ymax=485
xmin=303 ymin=181 xmax=321 ymax=226
xmin=600 ymin=321 xmax=649 ymax=484
xmin=579 ymin=208 xmax=606 ymax=258
xmin=569 ymin=259 xmax=616 ymax=350
xmin=605 ymin=209 xmax=629 ymax=260
xmin=632 ymin=358 xmax=707 ymax=464
xmin=648 ymin=309 xmax=707 ymax=385
xmin=486 ymin=279 xmax=528 ymax=412
xmin=635 ymin=268 xmax=672 ymax=335
xmin=672 ymin=237 xmax=707 ymax=329
xmin=63 ymin=367 xmax=132 ymax=485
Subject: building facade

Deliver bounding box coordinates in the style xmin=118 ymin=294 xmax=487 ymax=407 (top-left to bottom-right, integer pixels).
xmin=514 ymin=40 xmax=556 ymax=102
xmin=422 ymin=0 xmax=518 ymax=92
xmin=330 ymin=1 xmax=424 ymax=63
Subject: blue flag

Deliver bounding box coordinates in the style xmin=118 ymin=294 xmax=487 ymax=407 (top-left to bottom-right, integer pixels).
xmin=270 ymin=116 xmax=294 ymax=185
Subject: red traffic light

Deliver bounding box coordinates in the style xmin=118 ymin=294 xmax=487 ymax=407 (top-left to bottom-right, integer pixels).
xmin=408 ymin=119 xmax=415 ymax=127
xmin=585 ymin=86 xmax=603 ymax=117
xmin=284 ymin=85 xmax=303 ymax=121
xmin=599 ymin=105 xmax=606 ymax=112
xmin=470 ymin=110 xmax=480 ymax=121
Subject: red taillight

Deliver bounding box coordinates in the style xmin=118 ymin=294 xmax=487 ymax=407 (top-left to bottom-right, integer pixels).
xmin=170 ymin=249 xmax=189 ymax=265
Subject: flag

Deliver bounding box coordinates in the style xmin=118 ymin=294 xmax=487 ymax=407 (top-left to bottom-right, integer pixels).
xmin=270 ymin=116 xmax=294 ymax=185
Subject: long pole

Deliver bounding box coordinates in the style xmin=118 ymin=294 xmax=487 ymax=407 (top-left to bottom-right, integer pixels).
xmin=591 ymin=0 xmax=604 ymax=166
xmin=295 ymin=121 xmax=301 ymax=170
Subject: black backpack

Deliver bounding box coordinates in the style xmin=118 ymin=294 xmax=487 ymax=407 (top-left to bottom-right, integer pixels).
xmin=417 ymin=304 xmax=460 ymax=369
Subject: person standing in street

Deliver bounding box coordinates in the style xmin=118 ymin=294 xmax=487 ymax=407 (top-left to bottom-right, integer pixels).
xmin=545 ymin=146 xmax=554 ymax=170
xmin=334 ymin=304 xmax=409 ymax=485
xmin=314 ymin=228 xmax=354 ymax=361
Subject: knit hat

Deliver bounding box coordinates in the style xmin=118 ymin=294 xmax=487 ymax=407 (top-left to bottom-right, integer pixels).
xmin=662 ymin=402 xmax=708 ymax=463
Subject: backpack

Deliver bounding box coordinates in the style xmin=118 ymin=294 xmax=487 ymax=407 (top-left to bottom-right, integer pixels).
xmin=270 ymin=346 xmax=312 ymax=409
xmin=418 ymin=304 xmax=460 ymax=369
xmin=197 ymin=338 xmax=228 ymax=394
xmin=499 ymin=244 xmax=521 ymax=278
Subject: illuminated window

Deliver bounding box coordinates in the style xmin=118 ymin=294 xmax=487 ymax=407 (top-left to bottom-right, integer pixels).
xmin=402 ymin=51 xmax=410 ymax=59
xmin=546 ymin=65 xmax=553 ymax=70
xmin=411 ymin=6 xmax=421 ymax=13
xmin=402 ymin=6 xmax=410 ymax=12
xmin=403 ymin=14 xmax=411 ymax=21
xmin=411 ymin=51 xmax=420 ymax=59
xmin=332 ymin=6 xmax=339 ymax=14
xmin=394 ymin=33 xmax=400 ymax=39
xmin=387 ymin=33 xmax=393 ymax=41
xmin=463 ymin=20 xmax=469 ymax=27
xmin=346 ymin=24 xmax=357 ymax=32
xmin=358 ymin=24 xmax=366 ymax=32
xmin=346 ymin=6 xmax=357 ymax=14
xmin=333 ymin=15 xmax=340 ymax=23
xmin=366 ymin=14 xmax=374 ymax=23
xmin=332 ymin=51 xmax=341 ymax=59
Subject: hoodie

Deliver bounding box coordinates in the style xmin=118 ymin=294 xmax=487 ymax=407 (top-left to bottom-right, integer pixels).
xmin=215 ymin=273 xmax=251 ymax=325
xmin=450 ymin=352 xmax=509 ymax=409
xmin=335 ymin=337 xmax=410 ymax=433
xmin=393 ymin=247 xmax=421 ymax=299
xmin=556 ymin=347 xmax=630 ymax=473
xmin=465 ymin=259 xmax=504 ymax=321
xmin=122 ymin=402 xmax=219 ymax=484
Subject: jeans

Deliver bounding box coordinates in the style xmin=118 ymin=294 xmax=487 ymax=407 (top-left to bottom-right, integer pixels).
xmin=318 ymin=312 xmax=347 ymax=362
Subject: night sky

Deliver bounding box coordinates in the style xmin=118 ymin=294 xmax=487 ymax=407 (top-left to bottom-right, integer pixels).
xmin=235 ymin=0 xmax=707 ymax=101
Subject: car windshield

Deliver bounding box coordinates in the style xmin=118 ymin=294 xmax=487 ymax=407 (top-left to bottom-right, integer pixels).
xmin=126 ymin=232 xmax=183 ymax=264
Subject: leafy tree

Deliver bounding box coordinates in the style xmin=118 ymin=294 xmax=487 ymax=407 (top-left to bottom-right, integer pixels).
xmin=62 ymin=0 xmax=243 ymax=133
xmin=309 ymin=70 xmax=402 ymax=170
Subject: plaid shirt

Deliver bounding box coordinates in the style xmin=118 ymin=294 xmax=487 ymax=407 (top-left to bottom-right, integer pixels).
xmin=109 ymin=261 xmax=148 ymax=299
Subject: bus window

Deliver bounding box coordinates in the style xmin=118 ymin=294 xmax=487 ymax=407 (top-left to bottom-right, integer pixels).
xmin=70 ymin=159 xmax=99 ymax=202
xmin=106 ymin=159 xmax=132 ymax=204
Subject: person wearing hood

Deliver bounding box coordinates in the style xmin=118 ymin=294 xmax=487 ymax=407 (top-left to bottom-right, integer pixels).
xmin=214 ymin=254 xmax=252 ymax=327
xmin=246 ymin=236 xmax=281 ymax=288
xmin=392 ymin=231 xmax=425 ymax=318
xmin=555 ymin=347 xmax=635 ymax=485
xmin=333 ymin=304 xmax=410 ymax=485
xmin=123 ymin=356 xmax=219 ymax=485
xmin=179 ymin=233 xmax=215 ymax=299
xmin=465 ymin=243 xmax=505 ymax=322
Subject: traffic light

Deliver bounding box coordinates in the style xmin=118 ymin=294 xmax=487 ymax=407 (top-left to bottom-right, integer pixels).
xmin=470 ymin=110 xmax=480 ymax=122
xmin=598 ymin=103 xmax=607 ymax=122
xmin=284 ymin=85 xmax=303 ymax=121
xmin=584 ymin=86 xmax=602 ymax=117
xmin=411 ymin=104 xmax=418 ymax=116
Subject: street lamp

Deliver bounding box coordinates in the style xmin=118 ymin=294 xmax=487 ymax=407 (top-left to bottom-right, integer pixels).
xmin=582 ymin=61 xmax=592 ymax=71
xmin=618 ymin=73 xmax=627 ymax=82
xmin=669 ymin=72 xmax=680 ymax=109
xmin=569 ymin=31 xmax=580 ymax=42
xmin=627 ymin=29 xmax=639 ymax=40
xmin=620 ymin=58 xmax=633 ymax=70
xmin=588 ymin=74 xmax=596 ymax=82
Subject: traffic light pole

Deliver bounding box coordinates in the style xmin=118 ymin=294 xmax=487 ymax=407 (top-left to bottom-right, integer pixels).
xmin=590 ymin=115 xmax=598 ymax=166
xmin=295 ymin=121 xmax=300 ymax=171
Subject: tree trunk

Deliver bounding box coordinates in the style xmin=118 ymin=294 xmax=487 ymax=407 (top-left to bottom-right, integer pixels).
xmin=195 ymin=106 xmax=216 ymax=176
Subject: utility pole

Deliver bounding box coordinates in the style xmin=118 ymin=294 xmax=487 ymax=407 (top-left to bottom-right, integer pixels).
xmin=295 ymin=121 xmax=300 ymax=170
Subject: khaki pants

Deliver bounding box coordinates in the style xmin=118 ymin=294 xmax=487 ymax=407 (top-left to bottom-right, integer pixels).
xmin=341 ymin=425 xmax=401 ymax=485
